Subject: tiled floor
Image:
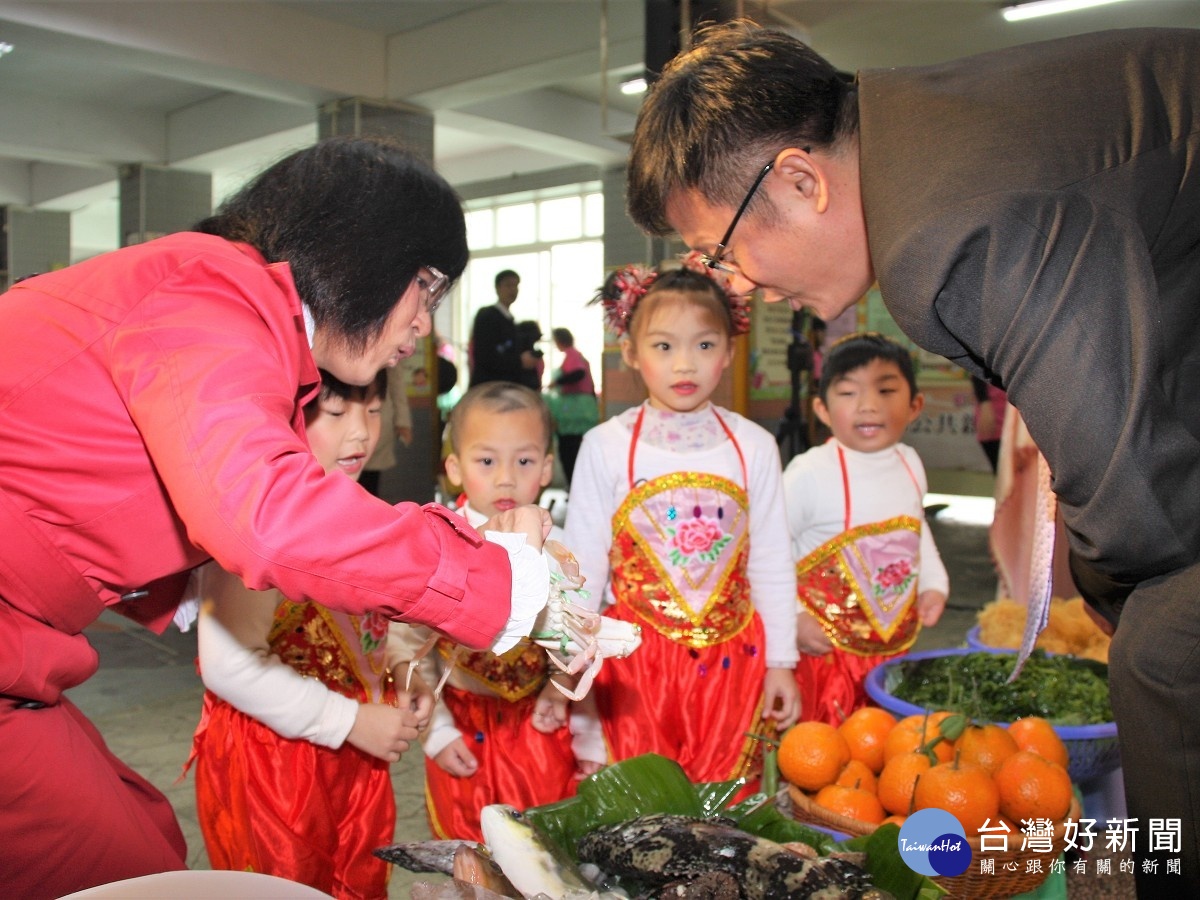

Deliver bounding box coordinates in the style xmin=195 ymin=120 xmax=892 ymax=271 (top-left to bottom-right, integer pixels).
xmin=62 ymin=478 xmax=1132 ymax=898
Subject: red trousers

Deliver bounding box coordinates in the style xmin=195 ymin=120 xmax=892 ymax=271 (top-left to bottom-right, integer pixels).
xmin=0 ymin=695 xmax=187 ymax=898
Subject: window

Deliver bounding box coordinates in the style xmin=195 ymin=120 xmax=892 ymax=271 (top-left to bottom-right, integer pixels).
xmin=439 ymin=183 xmax=605 ymax=411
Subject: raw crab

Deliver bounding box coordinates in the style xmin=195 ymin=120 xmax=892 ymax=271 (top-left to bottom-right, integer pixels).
xmin=403 ymin=539 xmax=641 ymax=704
xmin=531 ymin=540 xmax=642 ymax=700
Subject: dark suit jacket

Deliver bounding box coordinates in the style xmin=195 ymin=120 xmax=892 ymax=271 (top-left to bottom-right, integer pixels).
xmin=857 ymin=28 xmax=1200 ymax=610
xmin=469 ymin=303 xmax=521 ymax=387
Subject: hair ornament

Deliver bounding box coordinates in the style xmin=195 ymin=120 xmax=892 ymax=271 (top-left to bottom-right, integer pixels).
xmin=593 ymin=264 xmax=657 ymax=336
xmin=677 ymin=250 xmax=753 ymax=336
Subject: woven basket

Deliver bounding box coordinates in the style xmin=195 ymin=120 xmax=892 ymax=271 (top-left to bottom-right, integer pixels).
xmin=787 ymin=785 xmax=1082 ymax=899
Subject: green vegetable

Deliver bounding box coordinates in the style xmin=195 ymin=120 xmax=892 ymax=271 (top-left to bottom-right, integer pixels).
xmin=888 ymin=651 xmax=1113 ymax=725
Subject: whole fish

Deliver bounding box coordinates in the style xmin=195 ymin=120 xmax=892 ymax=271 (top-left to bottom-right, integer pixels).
xmin=479 ymin=803 xmax=627 ymax=900
xmin=374 ymin=838 xmax=480 ymax=874
xmin=577 ymin=814 xmax=888 ymax=900
xmin=452 ymin=843 xmax=521 ymax=898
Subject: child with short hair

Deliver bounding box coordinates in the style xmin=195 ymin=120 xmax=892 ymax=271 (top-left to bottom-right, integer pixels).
xmin=565 ymin=256 xmax=800 ymax=794
xmin=401 ymin=381 xmax=603 ymax=842
xmin=190 ymin=369 xmax=432 ymax=900
xmin=784 ymin=333 xmax=949 ymax=724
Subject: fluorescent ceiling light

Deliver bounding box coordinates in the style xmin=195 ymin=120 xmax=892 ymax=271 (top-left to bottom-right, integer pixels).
xmin=620 ymin=77 xmax=647 ymax=95
xmin=1002 ymin=0 xmax=1131 ymax=22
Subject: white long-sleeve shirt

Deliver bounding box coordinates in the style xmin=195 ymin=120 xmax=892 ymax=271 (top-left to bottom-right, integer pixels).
xmin=564 ymin=402 xmax=798 ymax=669
xmin=782 ymin=438 xmax=949 ymax=597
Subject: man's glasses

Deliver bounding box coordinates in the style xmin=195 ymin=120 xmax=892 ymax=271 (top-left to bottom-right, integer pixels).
xmin=698 ymin=149 xmax=809 ymax=273
xmin=416 ymin=266 xmax=449 ymax=315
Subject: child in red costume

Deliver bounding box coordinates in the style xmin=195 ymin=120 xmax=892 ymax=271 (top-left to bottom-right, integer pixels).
xmin=400 ymin=382 xmax=606 ymax=842
xmin=565 ymin=258 xmax=799 ymax=794
xmin=189 ymin=370 xmax=433 ymax=900
xmin=784 ymin=334 xmax=949 ymax=724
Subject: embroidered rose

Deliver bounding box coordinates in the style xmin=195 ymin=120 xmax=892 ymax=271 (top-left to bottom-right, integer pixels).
xmin=361 ymin=611 xmax=389 ymax=652
xmin=877 ymin=560 xmax=913 ymax=588
xmin=672 ymin=516 xmax=724 ymax=556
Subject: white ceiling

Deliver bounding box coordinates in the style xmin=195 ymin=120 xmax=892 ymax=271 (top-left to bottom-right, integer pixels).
xmin=0 ymin=0 xmax=1197 ymax=260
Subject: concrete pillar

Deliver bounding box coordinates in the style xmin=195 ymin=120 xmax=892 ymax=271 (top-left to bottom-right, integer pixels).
xmin=0 ymin=206 xmax=70 ymax=290
xmin=320 ymin=98 xmax=439 ymax=505
xmin=119 ymin=164 xmax=212 ymax=247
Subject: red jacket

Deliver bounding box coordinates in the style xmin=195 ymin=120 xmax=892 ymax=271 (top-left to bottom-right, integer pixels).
xmin=0 ymin=233 xmax=509 ymax=703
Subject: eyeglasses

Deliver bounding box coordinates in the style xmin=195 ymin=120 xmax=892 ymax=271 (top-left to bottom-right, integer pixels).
xmin=415 ymin=266 xmax=449 ymax=315
xmin=698 ymin=148 xmax=809 ymax=273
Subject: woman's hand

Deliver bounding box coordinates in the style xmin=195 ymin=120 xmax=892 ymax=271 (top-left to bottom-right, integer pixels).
xmin=481 ymin=504 xmax=552 ymax=551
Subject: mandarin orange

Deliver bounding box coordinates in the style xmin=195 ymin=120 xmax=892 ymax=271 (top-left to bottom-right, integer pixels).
xmin=814 ymin=783 xmax=886 ymax=825
xmin=778 ymin=721 xmax=852 ymax=792
xmin=955 ymin=722 xmax=1019 ymax=777
xmin=877 ymin=750 xmax=933 ymax=816
xmin=913 ymin=757 xmax=1000 ymax=834
xmin=1007 ymin=716 xmax=1071 ymax=770
xmin=994 ymin=749 xmax=1074 ymax=823
xmin=837 ymin=706 xmax=896 ymax=774
xmin=882 ymin=710 xmax=955 ymax=764
xmin=835 ymin=758 xmax=878 ymax=795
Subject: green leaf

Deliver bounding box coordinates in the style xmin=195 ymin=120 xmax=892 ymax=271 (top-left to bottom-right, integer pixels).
xmin=695 ymin=778 xmax=745 ymax=816
xmin=859 ymin=824 xmax=948 ymax=900
xmin=728 ymin=799 xmax=840 ymax=856
xmin=524 ymin=754 xmax=704 ymax=858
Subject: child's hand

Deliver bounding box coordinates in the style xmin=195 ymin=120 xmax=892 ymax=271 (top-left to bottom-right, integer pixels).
xmin=398 ymin=685 xmax=434 ymax=733
xmin=762 ymin=667 xmax=801 ymax=731
xmin=434 ymin=737 xmax=479 ymax=777
xmin=345 ymin=703 xmax=422 ymax=763
xmin=482 ymin=505 xmax=552 ymax=550
xmin=796 ymin=611 xmax=834 ymax=656
xmin=531 ymin=682 xmax=569 ymax=733
xmin=917 ymin=589 xmax=948 ymax=627
xmin=574 ymin=759 xmax=604 ymax=781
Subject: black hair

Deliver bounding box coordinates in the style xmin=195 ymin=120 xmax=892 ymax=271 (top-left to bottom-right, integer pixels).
xmin=627 ymin=19 xmax=858 ymax=236
xmin=447 ymin=381 xmax=553 ymax=454
xmin=551 ymin=327 xmax=574 ymax=347
xmin=632 ymin=266 xmax=735 ymax=339
xmin=311 ymin=368 xmax=388 ymax=409
xmin=819 ymin=333 xmax=918 ymax=402
xmin=195 ymin=135 xmax=467 ymax=354
xmin=494 ymin=269 xmax=520 ymax=289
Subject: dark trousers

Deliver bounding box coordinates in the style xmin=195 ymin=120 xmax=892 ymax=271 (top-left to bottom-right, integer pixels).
xmin=1107 ymin=559 xmax=1200 ymax=896
xmin=557 ymin=433 xmax=584 ymax=487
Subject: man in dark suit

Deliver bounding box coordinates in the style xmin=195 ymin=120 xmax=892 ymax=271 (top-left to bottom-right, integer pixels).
xmin=469 ymin=269 xmax=539 ymax=387
xmin=626 ymin=22 xmax=1200 ymax=895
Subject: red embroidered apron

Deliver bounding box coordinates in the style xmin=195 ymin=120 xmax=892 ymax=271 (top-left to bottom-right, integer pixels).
xmin=593 ymin=407 xmax=767 ymax=791
xmin=795 ymin=445 xmax=924 ymax=725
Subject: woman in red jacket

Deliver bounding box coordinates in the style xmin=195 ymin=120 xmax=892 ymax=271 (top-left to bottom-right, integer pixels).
xmin=0 ymin=136 xmax=550 ymax=898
